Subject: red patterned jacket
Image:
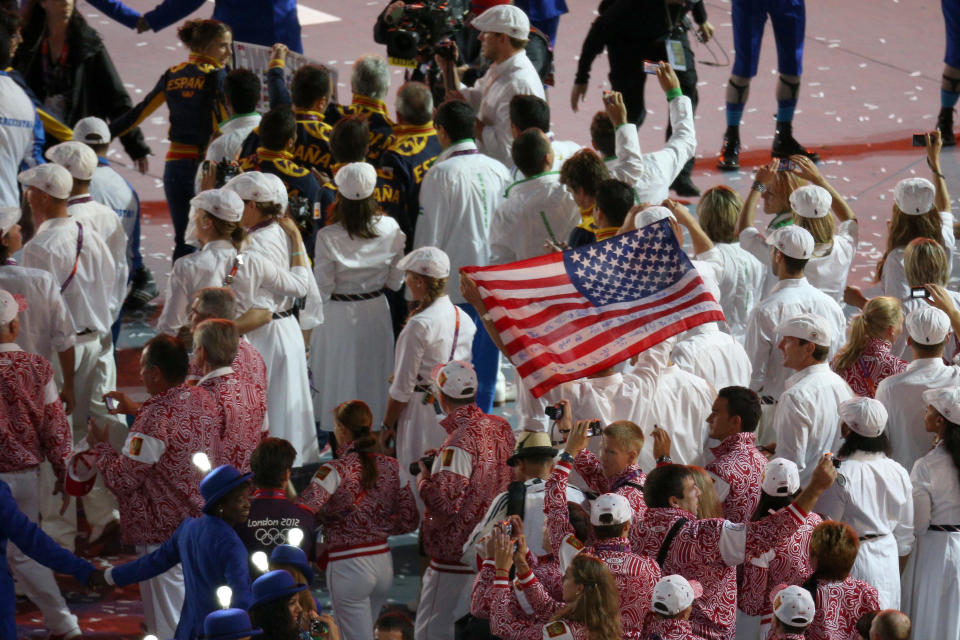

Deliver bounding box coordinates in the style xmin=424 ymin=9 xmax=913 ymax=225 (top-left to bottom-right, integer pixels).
xmin=471 ymin=553 xmax=563 ymax=620
xmin=573 ymin=451 xmax=646 ymax=549
xmin=419 ymin=403 xmax=515 ymax=564
xmin=197 ymin=366 xmax=266 ymax=472
xmin=299 ymin=445 xmax=418 ymax=551
xmin=188 ymin=340 xmax=267 ymax=397
xmin=0 ymin=345 xmax=71 ymax=477
xmin=836 ymin=337 xmax=907 ymax=399
xmin=633 ymin=502 xmax=809 ymax=640
xmin=94 ymin=384 xmax=220 ymax=545
xmin=801 ymin=578 xmax=879 ymax=640
xmin=705 ymin=432 xmax=767 ymax=523
xmin=643 ymin=617 xmax=708 ymax=639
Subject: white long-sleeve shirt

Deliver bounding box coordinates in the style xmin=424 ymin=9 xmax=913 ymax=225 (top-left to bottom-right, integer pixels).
xmin=744 ymin=277 xmax=846 ymax=399
xmin=246 ymin=222 xmax=324 ymax=329
xmin=313 ymin=215 xmax=405 ymax=300
xmin=647 ymin=364 xmax=715 ymax=468
xmin=772 ymin=362 xmax=854 ymax=484
xmin=489 ymin=172 xmax=579 ymax=265
xmin=416 ymin=139 xmax=510 ymax=302
xmin=875 ymin=358 xmax=960 ymax=471
xmin=0 ymin=265 xmax=75 ymax=358
xmin=704 ymin=242 xmax=765 ymax=341
xmin=89 ymin=159 xmax=140 ymax=268
xmin=911 ymin=442 xmax=960 ymax=533
xmin=67 ymin=197 xmax=129 ymax=319
xmin=671 ymin=323 xmax=752 ymax=392
xmin=0 ymin=73 xmax=39 ymax=206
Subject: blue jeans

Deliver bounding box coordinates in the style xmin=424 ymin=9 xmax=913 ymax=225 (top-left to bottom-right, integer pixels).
xmin=457 ymin=303 xmax=499 ymax=413
xmin=163 ymin=158 xmax=199 ymax=262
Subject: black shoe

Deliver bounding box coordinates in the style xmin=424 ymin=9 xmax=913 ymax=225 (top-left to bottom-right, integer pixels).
xmin=124 ymin=266 xmax=159 ymax=310
xmin=938 ymin=108 xmax=957 ymax=146
xmin=717 ymin=130 xmax=740 ymax=171
xmin=670 ymin=174 xmax=701 ymax=197
xmin=772 ymin=121 xmax=820 ymax=162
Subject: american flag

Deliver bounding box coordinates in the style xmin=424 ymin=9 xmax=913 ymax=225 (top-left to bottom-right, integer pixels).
xmin=462 ymin=219 xmax=725 ymax=397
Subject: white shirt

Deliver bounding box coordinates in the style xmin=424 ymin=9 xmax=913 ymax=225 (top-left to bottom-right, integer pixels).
xmin=773 ymin=362 xmax=854 ymax=484
xmin=744 ymin=277 xmax=846 ymax=399
xmin=671 ymin=322 xmax=752 ymax=392
xmin=881 ymin=211 xmax=955 ymax=300
xmin=508 ymin=136 xmax=581 ymax=182
xmin=388 ymin=295 xmax=476 ymax=402
xmin=911 ymin=442 xmax=960 ymax=532
xmin=705 ymin=242 xmax=765 ymax=341
xmin=68 ymin=196 xmax=129 ymax=318
xmin=156 ymin=239 xmax=312 ymax=336
xmin=194 ymin=113 xmax=262 ymax=192
xmin=817 ymin=451 xmax=913 ymax=554
xmin=489 ymin=172 xmax=578 ymax=265
xmin=89 ymin=161 xmax=139 ymax=267
xmin=416 ymin=140 xmax=510 ymax=302
xmin=313 ymin=215 xmax=405 ymax=300
xmin=461 ymin=50 xmax=545 ymax=166
xmin=647 ymin=364 xmax=715 ymax=468
xmin=0 ymin=74 xmax=38 ymax=206
xmin=0 ymin=265 xmax=75 ymax=358
xmin=875 ymin=357 xmax=960 ymax=471
xmin=246 ymin=222 xmax=323 ymax=329
xmin=22 ymin=216 xmax=118 ymax=335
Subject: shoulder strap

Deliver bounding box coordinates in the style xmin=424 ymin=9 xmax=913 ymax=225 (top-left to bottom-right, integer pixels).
xmin=656 ymin=517 xmax=688 ymax=568
xmin=223 ymin=253 xmax=243 ymax=286
xmin=623 ymin=481 xmax=644 ymax=491
xmin=60 ymin=222 xmax=83 ymax=293
xmin=448 ymin=306 xmax=460 ymax=362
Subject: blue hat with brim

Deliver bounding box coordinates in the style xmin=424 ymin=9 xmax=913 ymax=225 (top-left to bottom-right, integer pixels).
xmin=202 ymin=608 xmax=263 ymax=640
xmin=270 ymin=544 xmax=314 ymax=584
xmin=201 ymin=465 xmax=253 ymax=513
xmin=250 ymin=570 xmax=308 ymax=610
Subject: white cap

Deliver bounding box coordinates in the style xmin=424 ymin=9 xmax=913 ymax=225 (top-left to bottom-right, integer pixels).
xmin=224 ymin=171 xmax=273 ymax=203
xmin=472 ymin=4 xmax=530 ymax=39
xmin=777 ymin=313 xmax=832 ymax=347
xmin=761 ymin=458 xmax=800 ymax=497
xmin=766 ymin=225 xmax=815 ymax=260
xmin=0 ymin=289 xmax=27 ymax=324
xmin=431 ymin=360 xmax=478 ymax=399
xmin=396 ymin=246 xmax=450 ymax=279
xmin=46 ymin=141 xmax=99 ymax=181
xmin=773 ymin=585 xmax=816 ymax=627
xmin=651 ymin=575 xmax=703 ymax=616
xmin=0 ymin=207 xmax=20 ymax=236
xmin=789 ymin=185 xmax=832 ymax=219
xmin=839 ymin=397 xmax=888 ymax=438
xmin=905 ymin=307 xmax=951 ymax=345
xmin=895 ymin=177 xmax=936 ymax=215
xmin=190 ymin=189 xmax=244 ymax=223
xmin=261 ymin=173 xmax=289 ymax=210
xmin=922 ymin=387 xmax=960 ymax=422
xmin=334 ymin=162 xmax=377 ymax=200
xmin=635 ymin=205 xmax=675 ymax=229
xmin=590 ymin=493 xmax=632 ymax=526
xmin=18 ymin=164 xmax=72 ymax=200
xmin=72 ymin=116 xmax=111 ymax=144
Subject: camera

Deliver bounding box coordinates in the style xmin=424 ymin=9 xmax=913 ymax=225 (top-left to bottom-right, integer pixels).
xmin=310 ymin=617 xmax=330 ymax=639
xmin=912 ymin=133 xmax=927 ymax=147
xmin=409 ymin=455 xmax=436 ymax=475
xmin=586 ymin=420 xmax=602 ymax=437
xmin=910 ymin=286 xmax=929 ymax=299
xmin=545 ymin=404 xmax=564 ymax=421
xmin=832 ymin=457 xmax=842 ymax=469
xmin=778 ymin=159 xmax=795 ymax=172
xmin=213 ymin=160 xmax=240 ymax=188
xmin=643 ymin=61 xmax=659 ymax=75
xmin=384 ymin=0 xmax=467 ymax=61
xmin=497 ymin=519 xmax=513 ymax=536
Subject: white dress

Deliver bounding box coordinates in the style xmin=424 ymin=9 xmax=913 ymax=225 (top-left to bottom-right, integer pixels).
xmin=903 ymin=443 xmax=960 ymax=640
xmin=308 ymin=216 xmax=405 ymax=429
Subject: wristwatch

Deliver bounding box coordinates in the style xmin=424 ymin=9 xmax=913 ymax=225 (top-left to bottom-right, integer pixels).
xmin=657 ymin=455 xmax=673 ymax=464
xmin=559 ymin=451 xmax=576 ymax=464
xmin=750 ymin=181 xmax=766 ymax=193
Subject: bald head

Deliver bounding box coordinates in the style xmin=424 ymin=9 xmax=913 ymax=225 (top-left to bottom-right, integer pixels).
xmin=870 ymin=610 xmax=911 ymax=640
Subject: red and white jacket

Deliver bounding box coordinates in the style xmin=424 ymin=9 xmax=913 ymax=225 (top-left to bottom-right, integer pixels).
xmin=571 ymin=452 xmax=646 ymax=550
xmin=419 ymin=404 xmax=515 ymax=565
xmin=188 ymin=340 xmax=267 ymax=398
xmin=786 ymin=578 xmax=879 ymax=640
xmin=197 ymin=366 xmax=266 ymax=472
xmin=633 ymin=503 xmax=809 ymax=640
xmin=740 ymin=512 xmax=822 ymax=620
xmin=643 ymin=617 xmax=708 ymax=639
xmin=705 ymin=432 xmax=767 ymax=523
xmin=299 ymin=444 xmax=418 ymax=556
xmin=94 ymin=384 xmax=219 ymax=545
xmin=471 ymin=554 xmax=563 ymax=620
xmin=0 ymin=345 xmax=71 ymax=477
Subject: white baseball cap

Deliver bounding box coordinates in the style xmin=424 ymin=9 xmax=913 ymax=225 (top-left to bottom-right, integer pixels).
xmin=895 ymin=177 xmax=936 ymax=215
xmin=839 ymin=397 xmax=888 ymax=438
xmin=472 ymin=4 xmax=529 ymax=40
xmin=590 ymin=493 xmax=632 ymax=526
xmin=334 ymin=162 xmax=377 ymax=200
xmin=0 ymin=207 xmax=20 ymax=236
xmin=789 ymin=185 xmax=832 ymax=219
xmin=224 ymin=171 xmax=273 ymax=203
xmin=46 ymin=141 xmax=98 ymax=181
xmin=651 ymin=575 xmax=703 ymax=616
xmin=766 ymin=225 xmax=815 ymax=260
xmin=777 ymin=313 xmax=832 ymax=347
xmin=772 ymin=585 xmax=816 ymax=627
xmin=0 ymin=289 xmax=27 ymax=324
xmin=262 ymin=173 xmax=289 ymax=210
xmin=634 ymin=205 xmax=675 ymax=229
xmin=396 ymin=246 xmax=450 ymax=279
xmin=431 ymin=360 xmax=478 ymax=399
xmin=761 ymin=458 xmax=800 ymax=497
xmin=72 ymin=116 xmax=111 ymax=144
xmin=190 ymin=189 xmax=244 ymax=223
xmin=923 ymin=387 xmax=960 ymax=422
xmin=905 ymin=307 xmax=951 ymax=345
xmin=18 ymin=164 xmax=73 ymax=200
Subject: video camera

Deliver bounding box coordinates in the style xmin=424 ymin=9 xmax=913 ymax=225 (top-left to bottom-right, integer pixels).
xmin=384 ymin=0 xmax=468 ymax=62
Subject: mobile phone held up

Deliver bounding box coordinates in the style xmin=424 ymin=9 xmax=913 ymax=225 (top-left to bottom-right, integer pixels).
xmin=910 ymin=286 xmax=929 ymax=299
xmin=643 ymin=60 xmax=659 ymax=75
xmin=912 ymin=133 xmax=927 ymax=147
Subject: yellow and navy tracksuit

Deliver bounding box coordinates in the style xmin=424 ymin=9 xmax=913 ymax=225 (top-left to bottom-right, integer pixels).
xmin=325 ymin=94 xmax=396 ymax=166
xmin=110 ymin=53 xmax=227 ymax=260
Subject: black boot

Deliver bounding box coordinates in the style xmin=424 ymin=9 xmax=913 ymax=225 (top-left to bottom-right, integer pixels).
xmin=124 ymin=266 xmax=160 ymax=310
xmin=717 ymin=126 xmax=740 ymax=171
xmin=670 ymin=158 xmax=700 ymax=197
xmin=938 ymin=107 xmax=957 ymax=146
xmin=772 ymin=120 xmax=820 ymax=162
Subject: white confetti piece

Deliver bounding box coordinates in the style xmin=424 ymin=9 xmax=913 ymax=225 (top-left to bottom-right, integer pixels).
xmin=879 ymin=38 xmax=887 ymax=43
xmin=137 ymin=42 xmax=148 ymax=47
xmin=910 ymin=71 xmax=922 ymax=76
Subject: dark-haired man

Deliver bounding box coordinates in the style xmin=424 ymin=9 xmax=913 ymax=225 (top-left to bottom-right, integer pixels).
xmin=592 ymin=178 xmax=634 ymax=241
xmin=558 ymin=149 xmax=609 ymax=248
xmin=508 ymin=94 xmax=580 ymax=179
xmin=240 ymin=107 xmax=323 ymax=208
xmin=201 ymin=68 xmax=262 ymax=175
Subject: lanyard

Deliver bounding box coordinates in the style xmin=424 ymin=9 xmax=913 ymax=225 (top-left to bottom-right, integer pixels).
xmin=448 ymin=148 xmax=479 ymax=159
xmin=854 ymin=357 xmax=877 ymax=397
xmin=610 ymin=469 xmax=643 ymax=493
xmin=223 ymin=253 xmax=243 ymax=286
xmin=449 ymin=306 xmax=461 ymax=362
xmin=60 ymin=222 xmax=83 ymax=293
xmin=249 ymin=219 xmax=275 ymax=233
xmin=68 ymin=195 xmax=94 ymax=205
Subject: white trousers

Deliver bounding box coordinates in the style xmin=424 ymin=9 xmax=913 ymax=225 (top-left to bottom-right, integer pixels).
xmin=734 ymin=610 xmax=762 ymax=640
xmin=325 ymin=550 xmax=393 ymax=640
xmin=0 ymin=468 xmax=80 ymax=636
xmin=136 ymin=543 xmax=185 ymax=640
xmin=414 ymin=564 xmax=474 ymax=640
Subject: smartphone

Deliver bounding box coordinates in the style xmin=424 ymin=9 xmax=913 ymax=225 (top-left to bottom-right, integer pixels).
xmin=778 ymin=159 xmax=794 ymax=172
xmin=643 ymin=61 xmax=659 ymax=75
xmin=602 ymin=89 xmax=613 ymax=103
xmin=910 ymin=286 xmax=929 ymax=299
xmin=586 ymin=420 xmax=603 ymax=437
xmin=104 ymin=396 xmax=117 ymax=411
xmin=912 ymin=133 xmax=927 ymax=147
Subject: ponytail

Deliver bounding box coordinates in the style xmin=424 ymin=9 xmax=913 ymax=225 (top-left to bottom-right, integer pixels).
xmin=206 ymin=213 xmax=247 ymax=251
xmin=334 ymin=400 xmax=378 ymax=489
xmin=832 ymin=296 xmax=902 ymax=374
xmin=407 ymin=275 xmax=448 ymax=319
xmin=177 ymin=19 xmax=231 ymax=53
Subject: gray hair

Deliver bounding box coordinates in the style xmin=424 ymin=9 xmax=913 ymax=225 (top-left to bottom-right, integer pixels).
xmin=193 ymin=318 xmax=239 ymax=368
xmin=395 ymin=82 xmax=433 ymax=126
xmin=352 ymin=55 xmax=390 ymax=101
xmin=193 ymin=287 xmax=237 ymax=320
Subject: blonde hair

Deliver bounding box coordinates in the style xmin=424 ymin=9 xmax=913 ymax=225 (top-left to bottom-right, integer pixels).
xmin=551 ymin=555 xmax=623 ymax=640
xmin=794 ymin=212 xmax=835 ymax=245
xmin=688 ymin=466 xmax=723 ymax=519
xmin=698 ymin=185 xmax=743 ymax=243
xmin=201 ymin=211 xmax=247 ymax=251
xmin=876 ymin=206 xmax=944 ymax=281
xmin=602 ymin=420 xmax=644 ymax=454
xmin=832 ymin=296 xmax=902 ymax=374
xmin=769 ymin=171 xmax=808 ymax=212
xmin=904 ymin=237 xmax=949 ymax=286
xmin=407 ymin=274 xmax=448 ymax=318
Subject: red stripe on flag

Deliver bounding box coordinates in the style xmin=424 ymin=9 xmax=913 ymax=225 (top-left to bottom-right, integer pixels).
xmin=474 ymin=273 xmax=572 ymax=291
xmin=483 ymin=293 xmax=590 ymax=311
